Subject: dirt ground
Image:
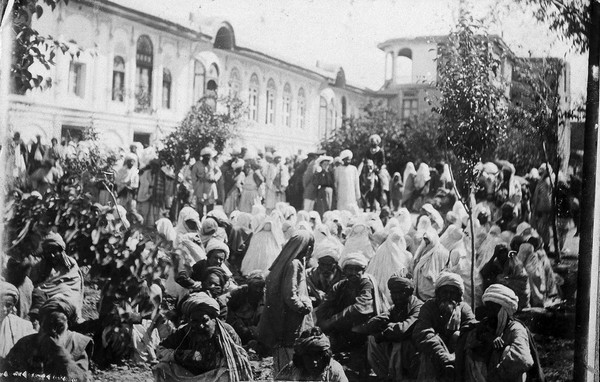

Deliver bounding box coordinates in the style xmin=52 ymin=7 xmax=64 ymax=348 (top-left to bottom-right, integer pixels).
xmin=83 ymin=287 xmax=574 ymax=381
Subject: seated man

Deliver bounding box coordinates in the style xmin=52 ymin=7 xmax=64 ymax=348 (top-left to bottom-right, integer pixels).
xmin=227 ymin=271 xmax=266 ymax=346
xmin=0 ymin=281 xmax=36 ymax=360
xmin=480 ymin=244 xmax=510 ymax=292
xmin=366 ymin=274 xmax=423 ymax=381
xmin=1 ymin=297 xmax=93 ymax=382
xmin=457 ymin=284 xmax=539 ymax=382
xmin=316 ymin=251 xmax=386 ymax=376
xmin=306 ymin=240 xmax=343 ymax=307
xmin=154 ymin=292 xmax=253 ymax=382
xmin=413 ymin=272 xmax=476 ymax=382
xmin=275 ymin=327 xmax=348 ymax=382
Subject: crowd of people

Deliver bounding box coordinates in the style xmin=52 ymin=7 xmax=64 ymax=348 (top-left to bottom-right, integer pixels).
xmin=0 ymin=131 xmax=579 ymax=381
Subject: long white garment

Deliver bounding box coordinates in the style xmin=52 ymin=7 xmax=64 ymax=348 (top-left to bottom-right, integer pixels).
xmin=341 ymin=222 xmax=376 ymax=260
xmin=412 ymin=228 xmax=449 ymax=301
xmin=265 ymin=163 xmax=290 ymax=210
xmin=366 ymin=228 xmax=413 ymax=304
xmin=241 ymin=218 xmax=284 ymax=275
xmin=334 ymin=164 xmax=360 ymax=212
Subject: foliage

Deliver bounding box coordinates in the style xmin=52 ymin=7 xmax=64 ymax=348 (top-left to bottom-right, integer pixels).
xmin=158 ymin=95 xmax=245 ymax=174
xmin=433 ymin=16 xmax=509 ymax=195
xmin=60 ymin=127 xmax=120 ymax=182
xmin=11 ymin=0 xmax=83 ymax=93
xmin=402 ymin=113 xmax=448 ymax=168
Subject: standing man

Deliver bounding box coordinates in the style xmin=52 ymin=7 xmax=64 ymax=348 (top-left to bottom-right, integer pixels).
xmin=28 ymin=134 xmax=45 ymax=174
xmin=191 ymin=147 xmax=222 ymax=219
xmin=265 ymin=152 xmax=290 ymax=213
xmin=302 ymin=152 xmax=320 ymax=211
xmin=531 ymin=163 xmax=553 ymax=253
xmin=334 ymin=149 xmax=361 ymax=213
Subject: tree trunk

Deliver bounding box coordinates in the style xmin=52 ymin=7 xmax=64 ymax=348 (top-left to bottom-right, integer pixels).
xmin=574 ymin=1 xmax=600 ymax=381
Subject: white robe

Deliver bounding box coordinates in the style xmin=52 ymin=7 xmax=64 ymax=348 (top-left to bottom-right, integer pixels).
xmin=334 ymin=165 xmax=360 ymax=212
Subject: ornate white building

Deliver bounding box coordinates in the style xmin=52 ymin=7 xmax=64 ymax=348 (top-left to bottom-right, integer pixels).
xmin=7 ymin=0 xmax=374 ymax=155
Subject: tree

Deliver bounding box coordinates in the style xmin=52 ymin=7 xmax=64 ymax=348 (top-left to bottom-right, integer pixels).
xmin=10 ymin=0 xmax=82 ymax=93
xmin=434 ymin=15 xmax=509 ymax=308
xmin=158 ymin=95 xmax=245 ymax=211
xmin=319 ymin=100 xmax=445 ymax=175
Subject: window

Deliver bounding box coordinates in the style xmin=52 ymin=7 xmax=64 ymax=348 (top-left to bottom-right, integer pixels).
xmin=61 ymin=125 xmax=85 ymax=143
xmin=297 ymin=88 xmax=306 ymax=129
xmin=319 ymin=97 xmax=327 ymax=136
xmin=133 ymin=133 xmax=151 ymax=148
xmin=193 ymin=60 xmax=205 ymax=102
xmin=214 ymin=27 xmax=234 ymax=50
xmin=282 ymin=83 xmax=291 ymax=127
xmin=327 ymin=101 xmax=334 ymax=132
xmin=248 ymin=73 xmax=259 ymax=122
xmin=162 ymin=69 xmax=172 ymax=109
xmin=68 ymin=62 xmax=86 ymax=98
xmin=112 ymin=56 xmax=125 ymax=101
xmin=402 ymin=98 xmax=419 ymax=119
xmin=341 ymin=96 xmax=347 ymax=117
xmin=265 ymin=78 xmax=276 ymax=125
xmin=229 ymin=67 xmax=241 ymax=98
xmin=135 ymin=35 xmax=153 ymax=111
xmin=395 ymin=48 xmax=413 ymax=84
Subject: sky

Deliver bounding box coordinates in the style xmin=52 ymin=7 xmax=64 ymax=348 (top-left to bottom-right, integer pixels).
xmin=126 ymin=0 xmax=588 ymax=100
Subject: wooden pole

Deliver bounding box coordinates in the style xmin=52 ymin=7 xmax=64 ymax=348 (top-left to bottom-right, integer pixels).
xmin=573 ymin=1 xmax=600 ymax=380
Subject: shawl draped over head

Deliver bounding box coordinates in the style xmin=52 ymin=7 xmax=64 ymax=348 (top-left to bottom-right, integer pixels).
xmin=342 ymin=222 xmax=376 ymax=260
xmin=314 ymin=223 xmax=333 ymax=244
xmin=181 ymin=291 xmax=220 ymax=319
xmin=415 ymin=163 xmax=431 ymax=190
xmin=0 ymin=281 xmax=19 ymax=301
xmin=175 ymin=207 xmax=201 ymax=240
xmin=241 ymin=218 xmax=284 ymax=275
xmin=413 ymin=228 xmax=450 ymax=301
xmin=440 ymin=164 xmax=452 ymax=185
xmin=395 ymin=208 xmax=412 ymax=235
xmin=339 ymin=251 xmax=369 ymax=269
xmin=156 ymin=218 xmax=177 ymax=245
xmin=403 ymin=162 xmax=417 ymax=185
xmin=297 ymin=210 xmax=310 ymax=224
xmin=39 ymin=296 xmax=78 ymax=326
xmin=476 ymin=225 xmax=503 ymax=271
xmin=421 ymin=203 xmax=444 ymax=233
xmin=234 ymin=212 xmax=252 ymax=230
xmin=293 ymin=332 xmax=331 ymax=355
xmin=482 ymin=284 xmax=519 ymax=336
xmin=366 ymin=228 xmax=413 ymax=304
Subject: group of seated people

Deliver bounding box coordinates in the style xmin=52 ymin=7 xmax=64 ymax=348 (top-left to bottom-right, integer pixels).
xmin=0 ymin=195 xmax=558 ymax=381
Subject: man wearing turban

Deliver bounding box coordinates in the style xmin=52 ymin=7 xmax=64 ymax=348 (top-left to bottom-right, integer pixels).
xmin=334 ymin=149 xmax=361 ymax=213
xmin=2 ymin=297 xmax=93 ymax=381
xmin=456 ymin=284 xmax=538 ymax=382
xmin=154 ymin=292 xmax=252 ymax=382
xmin=0 ymin=281 xmax=35 ymax=359
xmin=315 ymin=251 xmax=388 ymax=376
xmin=191 ymin=147 xmax=221 ymax=219
xmin=275 ymin=327 xmax=348 ymax=381
xmin=365 ymin=274 xmax=423 ymax=380
xmin=306 ymin=239 xmax=343 ymax=307
xmin=413 ymin=272 xmax=476 ymax=381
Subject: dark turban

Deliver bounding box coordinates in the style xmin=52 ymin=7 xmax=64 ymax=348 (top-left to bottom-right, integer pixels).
xmin=388 ymin=274 xmax=414 ymax=292
xmin=181 ymin=292 xmax=220 ymax=319
xmin=39 ymin=296 xmax=77 ymax=326
xmin=200 ymin=266 xmax=229 ymax=287
xmin=293 ymin=332 xmax=331 ymax=355
xmin=43 ymin=232 xmax=66 ymax=251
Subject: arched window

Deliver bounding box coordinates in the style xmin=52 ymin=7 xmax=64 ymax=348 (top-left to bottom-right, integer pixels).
xmin=229 ymin=67 xmax=241 ymax=98
xmin=207 ymin=64 xmax=219 ymax=85
xmin=135 ymin=35 xmax=153 ymax=111
xmin=162 ymin=69 xmax=172 ymax=109
xmin=297 ymin=88 xmax=306 ymax=129
xmin=327 ymin=101 xmax=334 ymax=133
xmin=112 ymin=56 xmax=125 ymax=102
xmin=395 ymin=48 xmax=413 ymax=84
xmin=248 ymin=73 xmax=259 ymax=122
xmin=319 ymin=97 xmax=327 ymax=137
xmin=193 ymin=60 xmax=205 ymax=102
xmin=341 ymin=96 xmax=347 ymax=118
xmin=282 ymin=83 xmax=292 ymax=127
xmin=265 ymin=78 xmax=276 ymax=125
xmin=214 ymin=27 xmax=234 ymax=50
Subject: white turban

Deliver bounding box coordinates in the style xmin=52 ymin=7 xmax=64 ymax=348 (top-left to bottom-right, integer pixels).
xmin=313 ymin=239 xmax=342 ymax=262
xmin=482 ymin=284 xmax=519 ymax=336
xmin=339 ymin=251 xmax=368 ymax=269
xmin=340 ymin=149 xmax=353 ymax=161
xmin=435 ymin=271 xmax=464 ymax=295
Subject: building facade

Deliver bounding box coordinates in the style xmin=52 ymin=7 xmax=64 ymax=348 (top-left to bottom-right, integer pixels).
xmin=7 ymin=0 xmax=374 ymax=156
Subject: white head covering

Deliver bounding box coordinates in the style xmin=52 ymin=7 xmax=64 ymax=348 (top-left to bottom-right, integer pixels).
xmin=341 ymin=221 xmax=376 ymax=260
xmin=435 ymin=271 xmax=465 ymax=295
xmin=339 ymin=149 xmax=353 ymax=161
xmin=403 ymin=162 xmax=417 ymax=184
xmin=482 ymin=284 xmax=519 ymax=336
xmin=313 ymin=238 xmax=343 ymax=262
xmin=395 ymin=208 xmax=412 ymax=235
xmin=241 ymin=217 xmax=284 ymax=275
xmin=156 ymin=218 xmax=177 ymax=245
xmin=415 ymin=163 xmax=431 ymax=189
xmin=421 ymin=203 xmax=444 ymax=233
xmin=339 ymin=251 xmax=368 ymax=269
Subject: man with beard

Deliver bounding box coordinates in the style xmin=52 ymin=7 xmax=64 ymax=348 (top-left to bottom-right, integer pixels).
xmin=366 ymin=274 xmax=423 ymax=381
xmin=316 ymin=251 xmax=387 ymax=376
xmin=413 ymin=272 xmax=476 ymax=381
xmin=154 ymin=292 xmax=252 ymax=382
xmin=306 ymin=239 xmax=343 ymax=307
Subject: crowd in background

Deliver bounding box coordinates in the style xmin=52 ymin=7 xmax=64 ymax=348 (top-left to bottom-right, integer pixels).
xmin=0 ymin=132 xmax=581 ymax=381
